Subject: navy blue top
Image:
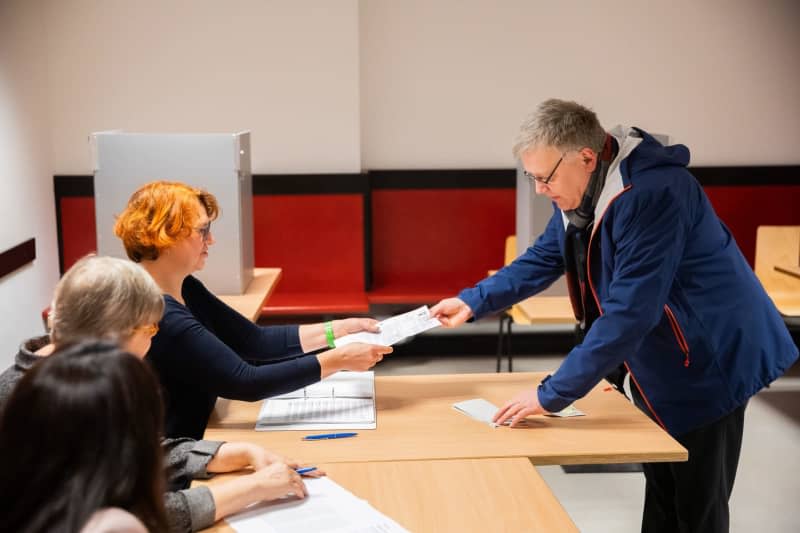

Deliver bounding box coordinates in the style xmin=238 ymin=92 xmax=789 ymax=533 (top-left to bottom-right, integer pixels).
xmin=147 ymin=276 xmax=321 ymax=439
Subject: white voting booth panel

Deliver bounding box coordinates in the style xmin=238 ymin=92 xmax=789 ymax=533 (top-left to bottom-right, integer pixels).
xmin=92 ymin=132 xmax=254 ymax=295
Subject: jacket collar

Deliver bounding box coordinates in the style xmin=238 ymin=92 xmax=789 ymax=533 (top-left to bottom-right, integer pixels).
xmin=560 ymin=125 xmax=642 ymax=235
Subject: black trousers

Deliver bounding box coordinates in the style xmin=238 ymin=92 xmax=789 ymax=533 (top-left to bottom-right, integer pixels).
xmin=635 ymin=393 xmax=747 ymax=533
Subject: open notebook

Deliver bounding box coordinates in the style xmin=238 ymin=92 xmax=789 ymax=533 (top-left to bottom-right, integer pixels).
xmin=256 ymin=371 xmax=376 ymax=431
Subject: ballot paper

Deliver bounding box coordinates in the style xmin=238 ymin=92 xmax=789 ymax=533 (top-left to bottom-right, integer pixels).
xmin=227 ymin=476 xmax=409 ymax=533
xmin=453 ymin=398 xmax=585 ymax=427
xmin=334 ymin=306 xmax=441 ymax=347
xmin=453 ymin=398 xmax=503 ymax=428
xmin=545 ymin=404 xmax=586 ymax=418
xmin=256 ymin=371 xmax=376 ymax=431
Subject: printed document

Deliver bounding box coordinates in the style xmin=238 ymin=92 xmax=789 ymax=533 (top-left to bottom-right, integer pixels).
xmin=227 ymin=476 xmax=409 ymax=533
xmin=256 ymin=371 xmax=376 ymax=431
xmin=334 ymin=306 xmax=441 ymax=347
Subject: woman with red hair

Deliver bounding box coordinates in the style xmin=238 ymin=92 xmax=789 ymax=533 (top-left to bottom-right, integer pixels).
xmin=115 ymin=181 xmax=391 ymax=440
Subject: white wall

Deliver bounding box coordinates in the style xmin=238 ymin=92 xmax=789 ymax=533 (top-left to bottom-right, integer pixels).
xmin=0 ymin=0 xmax=60 ymax=368
xmin=360 ymin=0 xmax=800 ymax=168
xmin=43 ymin=1 xmax=800 ymax=174
xmin=45 ymin=0 xmax=361 ymax=174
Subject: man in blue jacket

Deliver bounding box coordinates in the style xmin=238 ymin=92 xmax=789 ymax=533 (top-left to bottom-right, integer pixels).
xmin=431 ymin=99 xmax=798 ymax=533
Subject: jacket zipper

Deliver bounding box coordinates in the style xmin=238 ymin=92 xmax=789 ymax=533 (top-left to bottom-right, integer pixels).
xmin=663 ymin=304 xmax=691 ymax=367
xmin=584 ymin=185 xmax=668 ymax=431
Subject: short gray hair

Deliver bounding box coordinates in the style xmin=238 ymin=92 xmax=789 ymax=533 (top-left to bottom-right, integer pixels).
xmin=50 ymin=255 xmax=164 ymax=346
xmin=512 ymin=99 xmax=607 ymax=158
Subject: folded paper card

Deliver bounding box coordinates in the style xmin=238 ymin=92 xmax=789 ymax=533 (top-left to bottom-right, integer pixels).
xmin=454 ymin=398 xmax=585 ymax=427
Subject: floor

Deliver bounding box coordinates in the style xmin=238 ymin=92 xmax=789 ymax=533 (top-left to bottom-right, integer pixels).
xmin=373 ymin=330 xmax=800 ymax=533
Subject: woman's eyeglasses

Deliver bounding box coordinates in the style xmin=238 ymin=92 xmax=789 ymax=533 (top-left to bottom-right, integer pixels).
xmin=195 ymin=222 xmax=212 ymax=242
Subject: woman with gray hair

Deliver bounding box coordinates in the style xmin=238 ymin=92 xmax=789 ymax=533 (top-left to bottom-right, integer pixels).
xmin=0 ymin=255 xmax=316 ymax=532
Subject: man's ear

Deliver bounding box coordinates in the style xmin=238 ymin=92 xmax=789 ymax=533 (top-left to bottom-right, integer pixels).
xmin=579 ymin=147 xmax=598 ymax=172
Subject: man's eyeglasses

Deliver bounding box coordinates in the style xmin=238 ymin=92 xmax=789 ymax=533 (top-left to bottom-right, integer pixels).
xmin=523 ymin=153 xmax=565 ymax=185
xmin=195 ymin=222 xmax=212 ymax=242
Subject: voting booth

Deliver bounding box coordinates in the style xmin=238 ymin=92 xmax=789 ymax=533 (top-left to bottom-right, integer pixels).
xmin=92 ymin=131 xmax=254 ymax=294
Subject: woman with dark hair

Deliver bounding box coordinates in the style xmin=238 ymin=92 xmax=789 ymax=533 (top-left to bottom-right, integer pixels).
xmin=0 ymin=341 xmax=168 ymax=532
xmin=114 ymin=181 xmax=393 ymax=439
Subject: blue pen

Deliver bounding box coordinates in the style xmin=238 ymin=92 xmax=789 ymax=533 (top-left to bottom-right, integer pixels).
xmin=302 ymin=432 xmax=358 ymax=441
xmin=295 ymin=467 xmax=317 ymax=475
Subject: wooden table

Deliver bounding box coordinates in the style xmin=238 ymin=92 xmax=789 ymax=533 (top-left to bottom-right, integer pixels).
xmin=200 ymin=458 xmax=578 ymax=533
xmin=205 ymin=372 xmax=686 ymax=466
xmin=754 ymin=226 xmax=800 ymax=317
xmin=217 ymin=268 xmax=282 ymax=322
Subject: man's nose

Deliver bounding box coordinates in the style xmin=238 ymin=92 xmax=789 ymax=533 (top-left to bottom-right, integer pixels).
xmin=534 ymin=180 xmax=548 ymax=195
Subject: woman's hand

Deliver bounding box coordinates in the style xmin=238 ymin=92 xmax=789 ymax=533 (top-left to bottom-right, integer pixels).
xmin=317 ymin=342 xmax=393 ymax=376
xmin=253 ymin=462 xmax=307 ymax=501
xmin=208 ymin=442 xmax=297 ymax=473
xmin=333 ymin=318 xmax=381 ymax=336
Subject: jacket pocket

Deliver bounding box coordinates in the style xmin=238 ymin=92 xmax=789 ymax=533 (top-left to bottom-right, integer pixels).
xmin=663 ymin=304 xmax=690 ymax=367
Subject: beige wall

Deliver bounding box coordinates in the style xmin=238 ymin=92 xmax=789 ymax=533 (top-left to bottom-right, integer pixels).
xmin=0 ymin=0 xmax=60 ymax=366
xmin=45 ymin=0 xmax=362 ymax=174
xmin=360 ymin=0 xmax=800 ymax=168
xmin=43 ymin=1 xmax=800 ymax=174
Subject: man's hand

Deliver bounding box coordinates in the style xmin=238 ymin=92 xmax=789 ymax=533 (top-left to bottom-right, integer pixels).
xmin=430 ymin=297 xmax=473 ymax=328
xmin=492 ymin=387 xmax=546 ymax=427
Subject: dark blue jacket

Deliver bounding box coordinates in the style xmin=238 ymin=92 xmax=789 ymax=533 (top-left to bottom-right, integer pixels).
xmin=460 ymin=127 xmax=798 ymax=436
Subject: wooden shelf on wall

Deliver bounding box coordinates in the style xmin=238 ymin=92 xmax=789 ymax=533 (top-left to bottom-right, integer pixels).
xmin=0 ymin=238 xmax=36 ymax=279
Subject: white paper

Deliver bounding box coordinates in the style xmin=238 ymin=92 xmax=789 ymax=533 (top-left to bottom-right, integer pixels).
xmin=452 ymin=398 xmax=502 ymax=428
xmin=334 ymin=306 xmax=441 ymax=347
xmin=545 ymin=404 xmax=586 ymax=418
xmin=256 ymin=372 xmax=376 ymax=431
xmin=271 ymin=371 xmax=375 ymax=400
xmin=227 ymin=477 xmax=409 ymax=533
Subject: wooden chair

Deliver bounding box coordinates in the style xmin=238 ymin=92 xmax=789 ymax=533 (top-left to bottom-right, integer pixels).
xmin=754 ymin=226 xmax=800 ymax=322
xmin=493 ymin=236 xmax=529 ymax=372
xmin=493 ymin=236 xmax=577 ymax=372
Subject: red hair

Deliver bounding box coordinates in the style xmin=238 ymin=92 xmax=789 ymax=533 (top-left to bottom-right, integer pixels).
xmin=113 ymin=181 xmax=219 ymax=262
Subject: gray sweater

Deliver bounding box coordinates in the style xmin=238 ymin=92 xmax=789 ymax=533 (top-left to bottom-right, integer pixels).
xmin=0 ymin=337 xmax=223 ymax=532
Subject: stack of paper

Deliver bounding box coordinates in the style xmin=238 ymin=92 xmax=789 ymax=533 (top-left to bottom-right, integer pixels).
xmin=256 ymin=371 xmax=376 ymax=431
xmin=227 ymin=476 xmax=409 ymax=533
xmin=334 ymin=306 xmax=441 ymax=347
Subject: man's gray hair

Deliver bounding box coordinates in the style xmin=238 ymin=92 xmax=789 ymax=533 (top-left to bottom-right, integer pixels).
xmin=512 ymin=99 xmax=607 ymax=158
xmin=50 ymin=255 xmax=164 ymax=346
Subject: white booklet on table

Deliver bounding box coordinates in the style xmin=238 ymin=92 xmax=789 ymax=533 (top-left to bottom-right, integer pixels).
xmin=256 ymin=371 xmax=376 ymax=431
xmin=334 ymin=305 xmax=441 ymax=347
xmin=227 ymin=476 xmax=409 ymax=533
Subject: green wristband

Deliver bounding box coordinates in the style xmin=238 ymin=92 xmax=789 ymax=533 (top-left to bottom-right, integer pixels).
xmin=324 ymin=321 xmax=336 ymax=348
